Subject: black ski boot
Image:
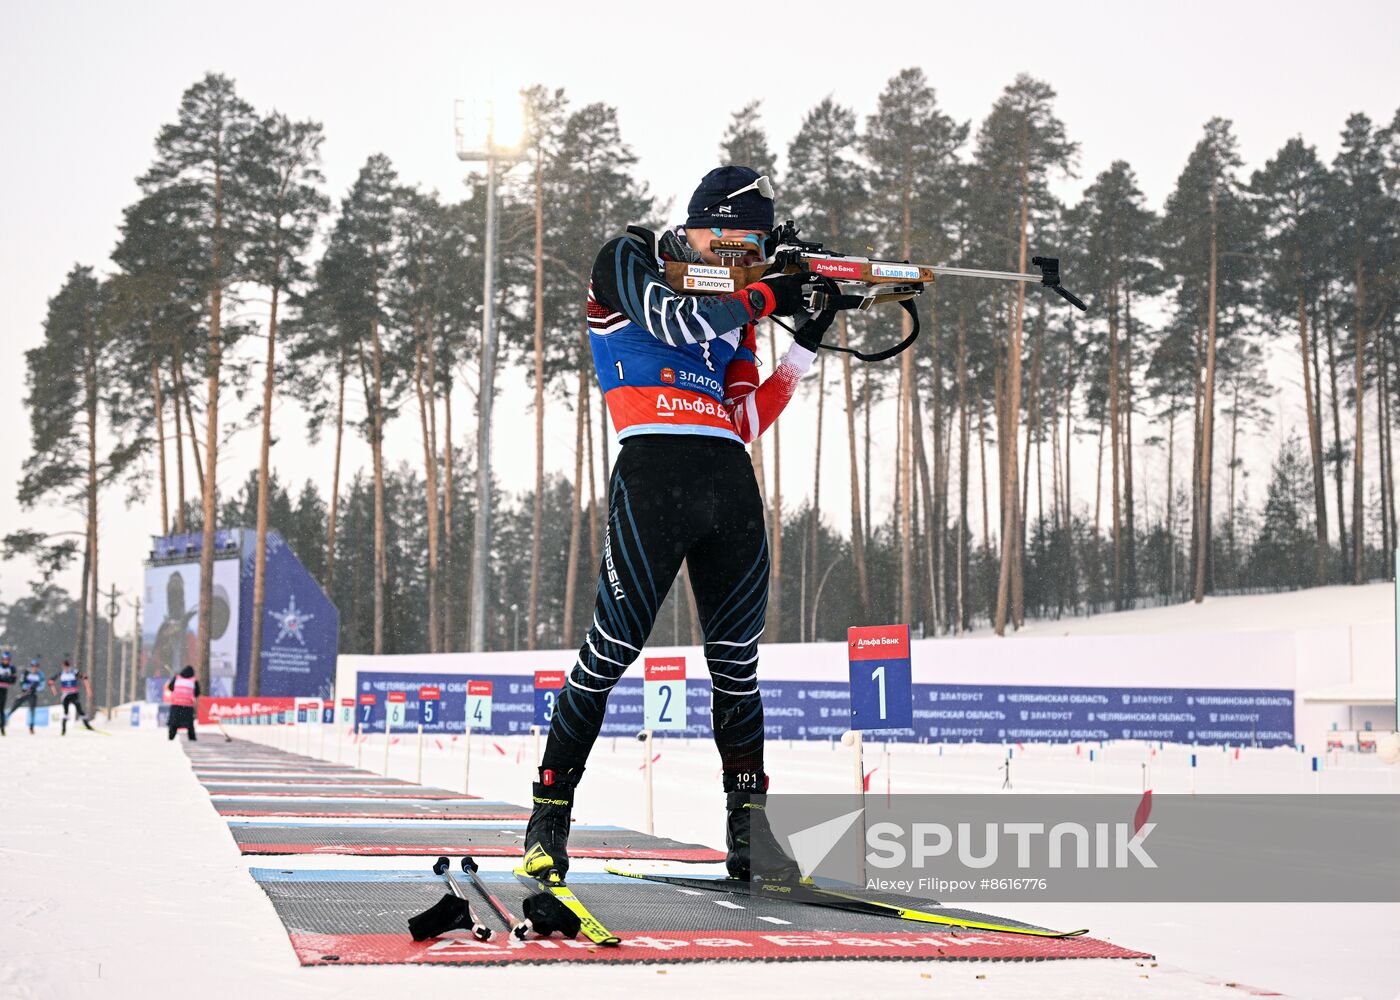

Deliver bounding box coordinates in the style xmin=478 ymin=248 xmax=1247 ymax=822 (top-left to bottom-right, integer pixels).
xmin=725 ymin=772 xmax=801 ymax=883
xmin=82 ymin=718 xmax=94 ymax=731
xmin=522 ymin=767 xmax=581 ymax=883
xmin=61 ymin=718 xmax=68 ymax=736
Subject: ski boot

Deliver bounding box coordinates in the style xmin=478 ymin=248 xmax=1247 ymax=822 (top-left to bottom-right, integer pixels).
xmin=82 ymin=718 xmax=94 ymax=731
xmin=725 ymin=771 xmax=801 ymax=883
xmin=521 ymin=767 xmax=581 ymax=883
xmin=61 ymin=717 xmax=68 ymax=736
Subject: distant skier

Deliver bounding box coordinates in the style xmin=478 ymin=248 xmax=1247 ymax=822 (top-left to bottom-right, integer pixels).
xmin=49 ymin=659 xmax=94 ymax=734
xmin=7 ymin=658 xmax=46 ymax=734
xmin=520 ymin=166 xmax=851 ymax=886
xmin=166 ymin=665 xmax=199 ymax=741
xmin=0 ymin=651 xmax=15 ymax=735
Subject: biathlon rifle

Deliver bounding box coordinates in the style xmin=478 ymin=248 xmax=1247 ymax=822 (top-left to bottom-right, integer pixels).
xmin=663 ymin=219 xmax=1087 ymax=362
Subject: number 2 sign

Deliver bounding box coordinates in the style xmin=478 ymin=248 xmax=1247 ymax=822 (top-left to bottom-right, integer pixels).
xmin=643 ymin=657 xmax=686 ymax=731
xmin=847 ymin=624 xmax=913 ymax=731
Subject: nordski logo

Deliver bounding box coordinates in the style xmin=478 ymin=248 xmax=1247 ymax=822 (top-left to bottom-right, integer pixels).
xmin=603 ymin=530 xmax=626 ymax=602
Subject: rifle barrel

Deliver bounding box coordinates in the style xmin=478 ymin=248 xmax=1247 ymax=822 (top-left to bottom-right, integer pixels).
xmin=926 ymin=265 xmax=1043 ymax=284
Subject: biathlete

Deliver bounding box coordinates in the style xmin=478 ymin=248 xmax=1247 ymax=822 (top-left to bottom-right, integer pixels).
xmin=49 ymin=659 xmax=95 ymax=734
xmin=521 ymin=165 xmax=854 ymax=884
xmin=8 ymin=658 xmax=47 ymax=735
xmin=0 ymin=651 xmax=15 ymax=735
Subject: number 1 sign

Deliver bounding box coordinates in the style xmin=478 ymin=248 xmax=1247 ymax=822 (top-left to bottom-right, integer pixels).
xmin=847 ymin=624 xmax=913 ymax=731
xmin=643 ymin=657 xmax=686 ymax=731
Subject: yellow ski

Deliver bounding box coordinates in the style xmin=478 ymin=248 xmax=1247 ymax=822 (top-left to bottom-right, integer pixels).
xmin=513 ymin=869 xmax=621 ymax=946
xmin=604 ymin=866 xmax=1087 ymax=939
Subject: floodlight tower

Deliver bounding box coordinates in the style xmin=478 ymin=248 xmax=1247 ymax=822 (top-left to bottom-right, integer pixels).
xmin=456 ymin=98 xmax=524 ymax=653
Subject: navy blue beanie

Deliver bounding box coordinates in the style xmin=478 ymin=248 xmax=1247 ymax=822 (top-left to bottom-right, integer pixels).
xmin=685 ymin=166 xmax=773 ymax=231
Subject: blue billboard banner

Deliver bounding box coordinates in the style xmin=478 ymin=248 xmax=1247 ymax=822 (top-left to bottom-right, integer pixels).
xmin=355 ymin=670 xmax=1295 ymax=746
xmin=234 ymin=530 xmax=338 ymax=700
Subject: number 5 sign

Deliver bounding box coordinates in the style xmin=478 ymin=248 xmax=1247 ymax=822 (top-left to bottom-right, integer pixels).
xmin=848 ymin=624 xmax=913 ymax=731
xmin=643 ymin=657 xmax=686 ymax=731
xmin=419 ymin=686 xmax=441 ymax=726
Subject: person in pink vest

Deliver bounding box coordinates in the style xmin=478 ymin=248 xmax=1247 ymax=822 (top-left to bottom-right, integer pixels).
xmin=166 ymin=665 xmax=200 ymax=742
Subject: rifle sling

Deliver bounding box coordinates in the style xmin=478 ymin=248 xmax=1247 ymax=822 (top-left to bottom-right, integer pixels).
xmin=817 ymin=296 xmax=920 ymax=363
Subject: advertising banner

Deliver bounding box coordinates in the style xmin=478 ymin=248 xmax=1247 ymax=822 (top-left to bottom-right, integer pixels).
xmin=197 ymin=696 xmax=296 ymax=725
xmin=355 ymin=670 xmax=1294 ymax=746
xmin=143 ymin=559 xmax=240 ymax=697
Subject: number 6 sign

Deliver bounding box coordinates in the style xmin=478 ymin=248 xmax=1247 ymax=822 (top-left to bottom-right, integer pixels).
xmin=643 ymin=657 xmax=686 ymax=731
xmin=847 ymin=624 xmax=913 ymax=731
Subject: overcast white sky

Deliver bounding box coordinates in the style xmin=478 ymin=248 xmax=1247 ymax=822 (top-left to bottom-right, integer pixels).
xmin=2 ymin=1 xmax=1398 ymax=613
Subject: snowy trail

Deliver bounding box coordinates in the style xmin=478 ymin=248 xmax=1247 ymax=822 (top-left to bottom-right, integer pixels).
xmin=2 ymin=722 xmax=1395 ymax=999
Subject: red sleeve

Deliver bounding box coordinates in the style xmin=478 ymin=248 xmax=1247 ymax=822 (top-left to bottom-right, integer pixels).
xmin=725 ymin=341 xmax=817 ymax=444
xmin=723 ymin=323 xmax=760 ymax=402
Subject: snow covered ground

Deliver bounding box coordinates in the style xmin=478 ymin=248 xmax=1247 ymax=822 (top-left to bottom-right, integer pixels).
xmin=3 ymin=717 xmax=1397 ymax=1000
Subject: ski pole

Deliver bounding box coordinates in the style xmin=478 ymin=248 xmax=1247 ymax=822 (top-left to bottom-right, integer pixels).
xmin=460 ymin=856 xmax=518 ymax=933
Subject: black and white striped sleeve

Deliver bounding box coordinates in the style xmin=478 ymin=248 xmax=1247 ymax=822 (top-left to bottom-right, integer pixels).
xmin=589 ymin=236 xmax=776 ymax=347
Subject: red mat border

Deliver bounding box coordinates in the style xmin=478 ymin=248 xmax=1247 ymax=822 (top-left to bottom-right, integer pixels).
xmin=289 ymin=929 xmax=1151 ymax=966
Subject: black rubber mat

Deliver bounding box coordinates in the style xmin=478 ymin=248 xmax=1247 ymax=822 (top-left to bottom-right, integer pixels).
xmin=198 ymin=775 xmax=411 ymax=785
xmin=208 ymin=784 xmax=473 ymax=799
xmin=213 ymin=798 xmax=530 ymax=820
xmin=228 ymin=822 xmax=723 ymax=860
xmin=248 ymin=868 xmax=1149 ymax=966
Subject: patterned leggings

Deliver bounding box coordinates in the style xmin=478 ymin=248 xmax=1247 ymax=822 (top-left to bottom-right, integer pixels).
xmin=541 ymin=434 xmax=769 ymax=780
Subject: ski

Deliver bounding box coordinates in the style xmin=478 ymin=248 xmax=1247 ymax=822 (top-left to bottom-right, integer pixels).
xmin=603 ymin=866 xmax=1087 ymax=939
xmin=512 ymin=869 xmax=621 ymax=946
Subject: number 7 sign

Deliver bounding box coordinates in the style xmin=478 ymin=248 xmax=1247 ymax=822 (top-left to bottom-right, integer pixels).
xmin=848 ymin=624 xmax=913 ymax=731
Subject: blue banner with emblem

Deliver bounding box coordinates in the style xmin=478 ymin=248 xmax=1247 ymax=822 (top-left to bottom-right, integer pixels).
xmin=355 ymin=669 xmax=1293 ymax=745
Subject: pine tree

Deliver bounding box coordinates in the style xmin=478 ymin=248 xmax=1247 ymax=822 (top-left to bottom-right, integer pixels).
xmin=139 ymin=73 xmax=257 ymax=689
xmin=786 ymin=97 xmax=870 ymax=627
xmin=863 ymin=68 xmax=968 ymax=633
xmin=1159 ymin=118 xmax=1255 ymax=603
xmin=243 ymin=112 xmax=326 ymax=693
xmin=1330 ymin=114 xmax=1393 ymax=583
xmin=321 ymin=154 xmax=403 ymax=652
xmin=1251 ymin=138 xmax=1334 ymax=583
xmin=9 ymin=268 xmax=139 ymax=686
xmin=1075 ymin=161 xmax=1158 ymax=608
xmin=970 ymin=75 xmax=1076 ymax=633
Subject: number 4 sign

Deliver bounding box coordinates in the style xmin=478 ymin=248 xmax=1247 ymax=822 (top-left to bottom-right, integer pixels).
xmin=465 ymin=680 xmax=493 ymax=730
xmin=848 ymin=624 xmax=913 ymax=731
xmin=643 ymin=657 xmax=686 ymax=731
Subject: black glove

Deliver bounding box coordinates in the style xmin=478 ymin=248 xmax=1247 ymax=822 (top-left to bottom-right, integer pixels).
xmin=792 ymin=278 xmax=841 ymax=352
xmin=751 ymin=270 xmax=818 ymax=317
